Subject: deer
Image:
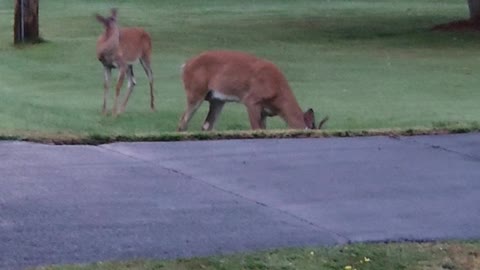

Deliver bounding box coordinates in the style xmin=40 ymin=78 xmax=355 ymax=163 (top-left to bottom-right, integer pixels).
xmin=95 ymin=8 xmax=155 ymax=117
xmin=177 ymin=50 xmax=329 ymax=131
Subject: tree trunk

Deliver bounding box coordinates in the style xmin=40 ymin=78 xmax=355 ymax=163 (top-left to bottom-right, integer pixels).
xmin=13 ymin=0 xmax=40 ymax=44
xmin=468 ymin=0 xmax=480 ymax=22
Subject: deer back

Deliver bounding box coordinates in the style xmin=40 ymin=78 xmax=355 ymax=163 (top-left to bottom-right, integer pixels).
xmin=117 ymin=27 xmax=152 ymax=63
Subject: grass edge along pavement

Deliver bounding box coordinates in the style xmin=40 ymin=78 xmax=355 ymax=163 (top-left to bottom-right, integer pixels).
xmin=31 ymin=241 xmax=480 ymax=270
xmin=0 ymin=122 xmax=478 ymax=145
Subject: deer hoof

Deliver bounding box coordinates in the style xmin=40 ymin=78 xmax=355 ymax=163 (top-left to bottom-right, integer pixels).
xmin=177 ymin=126 xmax=186 ymax=132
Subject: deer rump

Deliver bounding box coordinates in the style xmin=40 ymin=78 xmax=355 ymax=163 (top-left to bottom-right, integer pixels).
xmin=178 ymin=50 xmax=328 ymax=131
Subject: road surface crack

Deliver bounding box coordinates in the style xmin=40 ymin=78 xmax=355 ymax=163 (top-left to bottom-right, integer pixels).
xmin=399 ymin=138 xmax=480 ymax=162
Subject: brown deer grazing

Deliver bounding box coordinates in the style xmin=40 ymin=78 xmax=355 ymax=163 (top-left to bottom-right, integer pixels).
xmin=95 ymin=8 xmax=154 ymax=116
xmin=177 ymin=50 xmax=328 ymax=131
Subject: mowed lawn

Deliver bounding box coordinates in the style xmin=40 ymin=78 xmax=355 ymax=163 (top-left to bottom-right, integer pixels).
xmin=0 ymin=0 xmax=479 ymax=139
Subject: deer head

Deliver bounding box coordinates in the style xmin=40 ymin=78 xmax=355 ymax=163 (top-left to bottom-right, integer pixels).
xmin=303 ymin=108 xmax=329 ymax=129
xmin=95 ymin=8 xmax=119 ymax=36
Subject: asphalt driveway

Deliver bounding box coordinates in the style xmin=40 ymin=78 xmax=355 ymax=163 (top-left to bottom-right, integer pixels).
xmin=1 ymin=132 xmax=479 ymax=269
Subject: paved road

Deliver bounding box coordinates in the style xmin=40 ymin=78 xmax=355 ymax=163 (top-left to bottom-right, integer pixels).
xmin=1 ymin=133 xmax=479 ymax=269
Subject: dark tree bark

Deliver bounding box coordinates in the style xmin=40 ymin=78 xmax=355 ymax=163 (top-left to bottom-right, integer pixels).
xmin=14 ymin=0 xmax=40 ymax=44
xmin=468 ymin=0 xmax=480 ymax=22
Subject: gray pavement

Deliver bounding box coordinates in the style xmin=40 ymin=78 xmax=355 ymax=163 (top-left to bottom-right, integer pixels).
xmin=1 ymin=133 xmax=479 ymax=269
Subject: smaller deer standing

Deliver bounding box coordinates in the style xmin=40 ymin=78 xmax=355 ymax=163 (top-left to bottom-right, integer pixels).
xmin=178 ymin=50 xmax=329 ymax=131
xmin=95 ymin=8 xmax=155 ymax=116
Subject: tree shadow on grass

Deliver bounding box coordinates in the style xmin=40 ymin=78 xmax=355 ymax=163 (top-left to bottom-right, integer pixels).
xmin=188 ymin=14 xmax=480 ymax=49
xmin=432 ymin=19 xmax=480 ymax=32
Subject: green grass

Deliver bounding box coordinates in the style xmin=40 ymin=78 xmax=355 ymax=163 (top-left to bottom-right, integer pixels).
xmin=33 ymin=241 xmax=480 ymax=270
xmin=1 ymin=0 xmax=480 ymax=141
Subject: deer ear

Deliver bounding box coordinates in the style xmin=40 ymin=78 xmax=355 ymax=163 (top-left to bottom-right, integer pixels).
xmin=317 ymin=116 xmax=329 ymax=130
xmin=303 ymin=108 xmax=316 ymax=129
xmin=95 ymin=14 xmax=106 ymax=24
xmin=110 ymin=8 xmax=118 ymax=19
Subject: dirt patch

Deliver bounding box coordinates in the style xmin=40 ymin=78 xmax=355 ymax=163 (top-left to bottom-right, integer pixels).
xmin=443 ymin=243 xmax=480 ymax=270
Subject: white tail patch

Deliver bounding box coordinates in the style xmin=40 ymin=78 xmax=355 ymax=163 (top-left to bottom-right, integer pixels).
xmin=211 ymin=91 xmax=240 ymax=102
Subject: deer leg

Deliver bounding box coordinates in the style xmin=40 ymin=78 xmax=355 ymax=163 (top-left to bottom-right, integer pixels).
xmin=130 ymin=65 xmax=137 ymax=85
xmin=177 ymin=98 xmax=203 ymax=132
xmin=120 ymin=65 xmax=135 ymax=114
xmin=102 ymin=67 xmax=112 ymax=115
xmin=245 ymin=103 xmax=264 ymax=130
xmin=260 ymin=110 xmax=268 ymax=129
xmin=202 ymin=100 xmax=225 ymax=131
xmin=140 ymin=58 xmax=155 ymax=111
xmin=112 ymin=65 xmax=127 ymax=117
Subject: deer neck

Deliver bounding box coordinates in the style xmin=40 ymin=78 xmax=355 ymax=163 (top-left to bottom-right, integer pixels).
xmin=98 ymin=25 xmax=121 ymax=59
xmin=279 ymin=90 xmax=307 ymax=129
xmin=106 ymin=24 xmax=120 ymax=40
